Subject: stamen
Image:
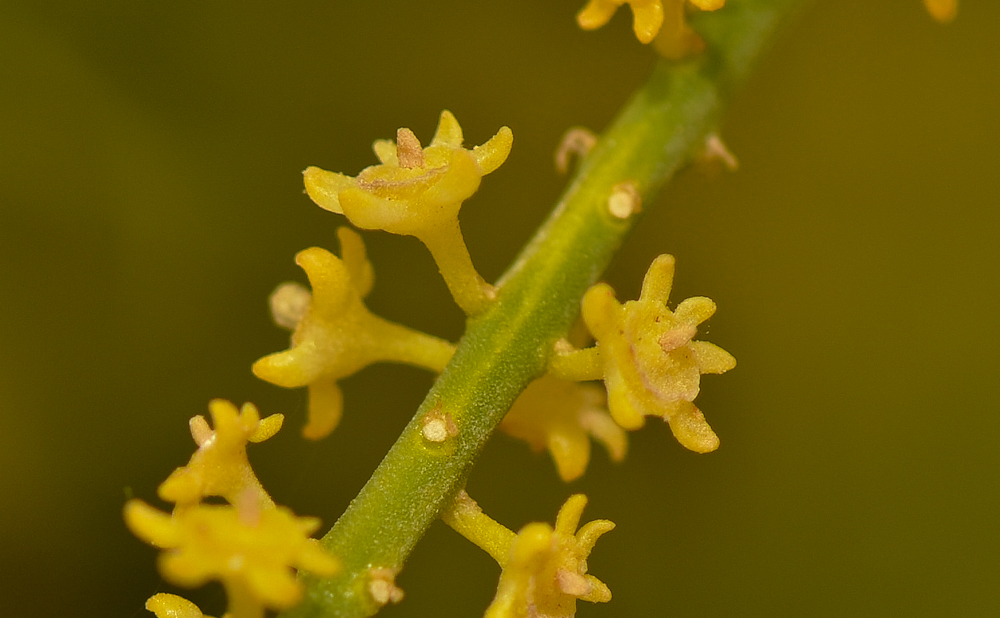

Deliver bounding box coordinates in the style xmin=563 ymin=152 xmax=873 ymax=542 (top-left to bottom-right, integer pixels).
xmin=396 ymin=128 xmax=425 ymax=169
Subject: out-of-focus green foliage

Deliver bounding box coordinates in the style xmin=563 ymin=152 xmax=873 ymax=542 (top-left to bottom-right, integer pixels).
xmin=1 ymin=1 xmax=997 ymax=616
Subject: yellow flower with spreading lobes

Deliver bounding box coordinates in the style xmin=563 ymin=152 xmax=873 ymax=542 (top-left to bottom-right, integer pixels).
xmin=303 ymin=111 xmax=512 ymax=315
xmin=304 ymin=110 xmax=511 ymax=238
xmin=484 ymin=495 xmax=614 ymax=618
xmin=580 ymin=254 xmax=735 ymax=453
xmin=440 ymin=491 xmax=613 ymax=618
xmin=124 ymin=500 xmax=338 ymax=615
xmin=500 ymin=375 xmax=627 ymax=482
xmin=252 ymin=228 xmax=454 ymax=439
xmin=158 ymin=400 xmax=282 ymax=510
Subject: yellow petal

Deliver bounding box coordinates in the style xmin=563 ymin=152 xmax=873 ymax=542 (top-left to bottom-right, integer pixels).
xmin=639 ymin=254 xmax=675 ymax=302
xmin=338 ymin=186 xmax=415 ymax=233
xmin=666 ymin=402 xmax=719 ymax=453
xmin=631 ymin=1 xmax=665 ymax=44
xmin=577 ymin=0 xmax=620 ymax=31
xmin=253 ymin=346 xmax=322 ymax=388
xmin=336 ymin=226 xmax=374 ymax=298
xmin=303 ymin=167 xmax=353 ymax=214
xmin=418 ymin=149 xmax=482 ymax=212
xmin=145 ymin=593 xmax=208 ymax=618
xmin=673 ymin=296 xmax=716 ymax=325
xmin=303 ymin=380 xmax=343 ymax=440
xmin=431 ymin=110 xmax=464 ymax=147
xmin=688 ymin=340 xmax=736 ymax=374
xmin=297 ymin=247 xmax=354 ymax=314
xmin=473 ymin=126 xmax=514 ymax=175
xmin=250 ymin=413 xmax=284 ymax=443
xmin=605 ymin=366 xmax=646 ymax=430
xmin=576 ymin=518 xmax=616 ymax=553
xmin=554 ymin=494 xmax=587 ymax=536
xmin=580 ymin=283 xmax=621 ymax=341
xmin=578 ymin=406 xmax=628 ymax=462
xmin=372 ymin=139 xmax=398 ymax=165
xmin=124 ymin=500 xmax=180 ymax=549
xmin=547 ymin=427 xmax=592 ymax=482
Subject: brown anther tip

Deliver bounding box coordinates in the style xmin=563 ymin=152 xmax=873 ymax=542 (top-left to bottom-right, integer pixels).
xmin=396 ymin=128 xmax=424 ymax=169
xmin=701 ymin=133 xmax=738 ymax=172
xmin=556 ymin=568 xmax=593 ymax=596
xmin=189 ymin=415 xmax=213 ymax=447
xmin=658 ymin=324 xmax=697 ymax=352
xmin=555 ymin=127 xmax=598 ymax=174
xmin=235 ymin=488 xmax=263 ymax=527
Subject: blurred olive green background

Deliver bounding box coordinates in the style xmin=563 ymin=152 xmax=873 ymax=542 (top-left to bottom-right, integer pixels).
xmin=2 ymin=1 xmax=998 ymax=616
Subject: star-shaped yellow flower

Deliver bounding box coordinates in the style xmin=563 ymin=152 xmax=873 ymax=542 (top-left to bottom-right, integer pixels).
xmin=484 ymin=494 xmax=614 ymax=618
xmin=253 ymin=228 xmax=454 ymax=439
xmin=124 ymin=499 xmax=339 ymax=618
xmin=304 ymin=111 xmax=512 ymax=315
xmin=157 ymin=400 xmax=282 ymax=510
xmin=500 ymin=375 xmax=627 ymax=482
xmin=580 ymin=254 xmax=735 ymax=453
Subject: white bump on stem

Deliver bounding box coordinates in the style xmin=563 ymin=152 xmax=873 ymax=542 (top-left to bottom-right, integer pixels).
xmin=421 ymin=406 xmax=459 ymax=443
xmin=368 ymin=567 xmax=405 ymax=606
xmin=608 ymin=181 xmax=641 ymax=219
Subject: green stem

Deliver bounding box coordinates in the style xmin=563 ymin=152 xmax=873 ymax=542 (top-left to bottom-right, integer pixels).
xmin=281 ymin=2 xmax=804 ymax=616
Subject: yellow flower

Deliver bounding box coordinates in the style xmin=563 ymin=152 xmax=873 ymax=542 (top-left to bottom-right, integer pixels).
xmin=500 ymin=375 xmax=627 ymax=482
xmin=577 ymin=0 xmax=724 ymax=54
xmin=580 ymin=254 xmax=735 ymax=453
xmin=923 ymin=0 xmax=957 ymax=23
xmin=124 ymin=499 xmax=338 ymax=618
xmin=484 ymin=494 xmax=614 ymax=618
xmin=157 ymin=400 xmax=283 ymax=510
xmin=253 ymin=227 xmax=454 ymax=439
xmin=303 ymin=110 xmax=513 ymax=315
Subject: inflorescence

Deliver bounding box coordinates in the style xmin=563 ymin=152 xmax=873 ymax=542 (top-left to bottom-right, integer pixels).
xmin=126 ymin=4 xmax=958 ymax=617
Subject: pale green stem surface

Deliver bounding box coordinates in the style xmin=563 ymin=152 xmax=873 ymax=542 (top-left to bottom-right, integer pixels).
xmin=281 ymin=2 xmax=804 ymax=616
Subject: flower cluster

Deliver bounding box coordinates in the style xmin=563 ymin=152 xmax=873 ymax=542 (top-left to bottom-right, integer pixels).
xmin=123 ymin=4 xmax=962 ymax=617
xmin=124 ymin=400 xmax=339 ymax=618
